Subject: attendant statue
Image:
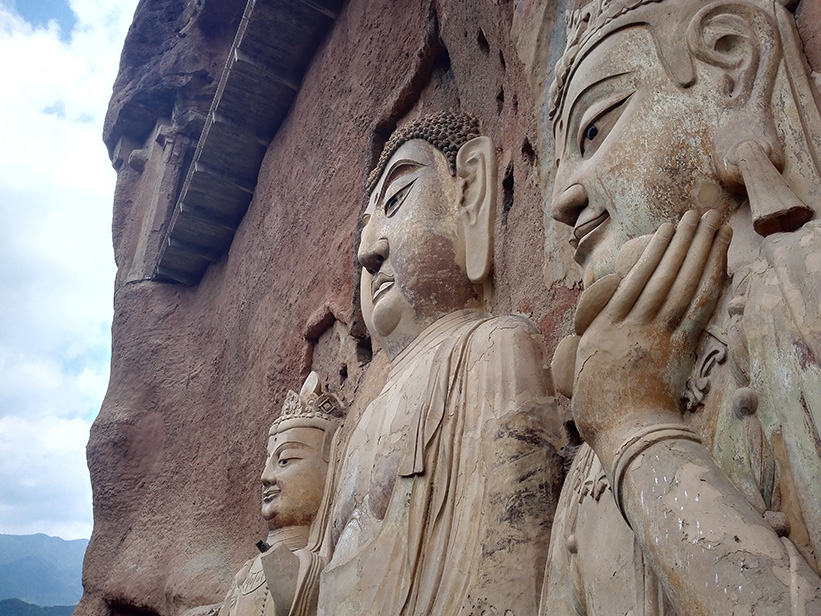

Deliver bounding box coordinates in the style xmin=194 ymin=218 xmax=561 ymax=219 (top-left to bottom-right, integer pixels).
xmin=542 ymin=0 xmax=821 ymax=614
xmin=219 ymin=373 xmax=344 ymax=616
xmin=316 ymin=111 xmax=564 ymax=615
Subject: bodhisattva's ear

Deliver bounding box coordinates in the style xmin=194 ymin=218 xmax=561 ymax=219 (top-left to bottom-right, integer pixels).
xmin=686 ymin=2 xmax=813 ymax=235
xmin=686 ymin=2 xmax=783 ymax=185
xmin=456 ymin=135 xmax=496 ymax=284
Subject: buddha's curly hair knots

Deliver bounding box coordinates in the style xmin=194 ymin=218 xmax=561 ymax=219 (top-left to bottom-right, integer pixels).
xmin=365 ymin=111 xmax=481 ymax=196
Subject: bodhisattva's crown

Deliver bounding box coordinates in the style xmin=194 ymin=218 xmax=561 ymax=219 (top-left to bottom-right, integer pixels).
xmin=270 ymin=371 xmax=345 ymax=434
xmin=548 ymin=0 xmax=664 ymax=120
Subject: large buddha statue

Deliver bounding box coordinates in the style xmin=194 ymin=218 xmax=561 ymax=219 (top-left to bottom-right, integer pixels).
xmin=542 ymin=0 xmax=821 ymax=614
xmin=316 ymin=111 xmax=564 ymax=615
xmin=218 ymin=373 xmax=344 ymax=616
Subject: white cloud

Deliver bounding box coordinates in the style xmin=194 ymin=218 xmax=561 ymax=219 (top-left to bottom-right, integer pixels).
xmin=0 ymin=415 xmax=93 ymax=540
xmin=0 ymin=0 xmax=138 ymax=540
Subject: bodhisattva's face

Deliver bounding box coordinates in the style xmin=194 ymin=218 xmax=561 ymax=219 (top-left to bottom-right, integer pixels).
xmin=260 ymin=426 xmax=327 ymax=529
xmin=358 ymin=139 xmax=477 ymax=359
xmin=551 ymin=26 xmax=739 ymax=287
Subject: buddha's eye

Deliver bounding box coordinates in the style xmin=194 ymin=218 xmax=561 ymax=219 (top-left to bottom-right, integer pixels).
xmin=384 ymin=179 xmax=416 ymax=217
xmin=579 ymin=91 xmax=633 ymax=158
xmin=278 ymin=458 xmax=289 ymax=467
xmin=580 ymin=120 xmax=603 ymax=157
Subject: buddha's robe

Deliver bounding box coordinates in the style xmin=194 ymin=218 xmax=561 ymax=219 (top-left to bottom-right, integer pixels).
xmin=220 ymin=553 xmax=278 ymax=616
xmin=318 ymin=310 xmax=562 ymax=615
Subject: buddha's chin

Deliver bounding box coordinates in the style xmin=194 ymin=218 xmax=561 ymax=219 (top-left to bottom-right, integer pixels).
xmin=371 ymin=299 xmax=402 ymax=339
xmin=576 ymin=232 xmax=618 ymax=289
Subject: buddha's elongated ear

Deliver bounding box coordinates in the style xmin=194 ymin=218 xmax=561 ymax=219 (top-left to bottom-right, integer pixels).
xmin=456 ymin=136 xmax=496 ymax=284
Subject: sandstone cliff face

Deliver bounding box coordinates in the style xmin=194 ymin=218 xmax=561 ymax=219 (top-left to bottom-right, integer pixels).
xmin=79 ymin=0 xmax=821 ymax=615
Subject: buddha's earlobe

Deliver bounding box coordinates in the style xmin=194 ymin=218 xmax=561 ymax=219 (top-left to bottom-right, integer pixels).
xmin=686 ymin=2 xmax=813 ymax=234
xmin=456 ymin=136 xmax=496 ymax=284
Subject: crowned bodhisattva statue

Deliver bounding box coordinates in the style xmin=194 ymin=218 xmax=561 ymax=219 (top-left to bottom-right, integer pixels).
xmin=219 ymin=373 xmax=344 ymax=616
xmin=542 ymin=0 xmax=821 ymax=613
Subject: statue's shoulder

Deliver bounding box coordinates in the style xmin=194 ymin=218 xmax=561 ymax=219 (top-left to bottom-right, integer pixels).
xmin=231 ymin=556 xmax=257 ymax=586
xmin=469 ymin=313 xmax=545 ymax=351
xmin=457 ymin=313 xmax=550 ymax=383
xmin=748 ymin=219 xmax=821 ymax=325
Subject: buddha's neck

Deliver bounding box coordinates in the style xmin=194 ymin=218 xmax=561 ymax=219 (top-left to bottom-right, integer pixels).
xmin=266 ymin=525 xmax=310 ymax=551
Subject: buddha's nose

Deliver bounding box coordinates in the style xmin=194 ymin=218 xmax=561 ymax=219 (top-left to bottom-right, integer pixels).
xmin=358 ymin=231 xmax=389 ymax=275
xmin=261 ymin=456 xmax=277 ymax=485
xmin=551 ymin=184 xmax=589 ymax=227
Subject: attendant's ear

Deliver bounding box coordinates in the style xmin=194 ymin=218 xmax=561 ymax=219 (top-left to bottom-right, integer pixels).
xmin=456 ymin=136 xmax=496 ymax=284
xmin=686 ymin=2 xmax=783 ymax=185
xmin=686 ymin=2 xmax=812 ymax=235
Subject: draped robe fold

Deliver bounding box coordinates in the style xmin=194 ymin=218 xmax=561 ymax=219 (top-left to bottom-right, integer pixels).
xmin=318 ymin=310 xmax=562 ymax=615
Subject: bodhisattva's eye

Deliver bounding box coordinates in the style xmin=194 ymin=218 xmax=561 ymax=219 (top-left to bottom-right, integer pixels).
xmin=277 ymin=458 xmax=290 ymax=467
xmin=579 ymin=92 xmax=633 ymax=158
xmin=384 ymin=179 xmax=416 ymax=217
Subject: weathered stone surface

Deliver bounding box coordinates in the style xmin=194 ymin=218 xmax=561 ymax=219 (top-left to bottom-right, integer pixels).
xmin=103 ymin=0 xmax=245 ymax=156
xmin=81 ymin=0 xmax=821 ymax=614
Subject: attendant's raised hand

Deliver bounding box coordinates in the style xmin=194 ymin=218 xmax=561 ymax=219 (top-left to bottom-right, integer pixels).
xmin=553 ymin=209 xmax=731 ymax=470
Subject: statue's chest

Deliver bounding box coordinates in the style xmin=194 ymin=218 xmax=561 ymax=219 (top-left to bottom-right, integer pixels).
xmin=333 ymin=356 xmax=434 ymax=537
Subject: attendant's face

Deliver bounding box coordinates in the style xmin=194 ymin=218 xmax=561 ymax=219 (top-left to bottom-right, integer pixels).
xmin=551 ymin=26 xmax=738 ymax=287
xmin=260 ymin=426 xmax=327 ymax=529
xmin=358 ymin=139 xmax=477 ymax=358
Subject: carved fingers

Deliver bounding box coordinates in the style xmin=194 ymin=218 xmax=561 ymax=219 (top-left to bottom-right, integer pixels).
xmin=603 ymin=220 xmax=676 ymax=323
xmin=589 ymin=209 xmax=729 ymax=332
xmin=556 ymin=209 xmax=731 ymax=460
xmin=657 ymin=209 xmax=727 ymax=328
xmin=551 ymin=334 xmax=579 ymax=398
xmin=552 ymin=272 xmax=620 ymax=399
xmin=574 ymin=273 xmax=620 ymax=335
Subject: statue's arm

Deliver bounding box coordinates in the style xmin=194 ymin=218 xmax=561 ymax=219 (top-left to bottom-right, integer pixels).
xmin=466 ymin=315 xmax=564 ymax=613
xmin=618 ymin=436 xmax=821 ymax=614
xmin=566 ymin=210 xmax=821 ymax=614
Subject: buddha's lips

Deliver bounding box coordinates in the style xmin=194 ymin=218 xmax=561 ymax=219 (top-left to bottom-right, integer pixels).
xmin=262 ymin=488 xmax=280 ymax=501
xmin=372 ymin=273 xmax=394 ymax=302
xmin=571 ymin=210 xmax=610 ymax=250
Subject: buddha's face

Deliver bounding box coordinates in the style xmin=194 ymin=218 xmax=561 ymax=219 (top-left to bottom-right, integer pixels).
xmin=551 ymin=25 xmax=739 ymax=287
xmin=358 ymin=139 xmax=477 ymax=359
xmin=260 ymin=426 xmax=327 ymax=529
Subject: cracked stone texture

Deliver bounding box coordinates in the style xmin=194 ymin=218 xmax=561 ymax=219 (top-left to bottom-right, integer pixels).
xmin=78 ymin=0 xmax=821 ymax=615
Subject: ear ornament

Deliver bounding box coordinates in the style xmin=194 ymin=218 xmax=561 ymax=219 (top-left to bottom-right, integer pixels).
xmin=735 ymin=140 xmax=813 ymax=236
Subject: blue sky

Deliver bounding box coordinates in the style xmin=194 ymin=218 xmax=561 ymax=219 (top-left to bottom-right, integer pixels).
xmin=11 ymin=0 xmax=77 ymax=39
xmin=0 ymin=0 xmax=139 ymax=540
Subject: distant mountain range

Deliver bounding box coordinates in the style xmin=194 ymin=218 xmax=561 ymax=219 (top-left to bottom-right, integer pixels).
xmin=0 ymin=598 xmax=75 ymax=616
xmin=0 ymin=534 xmax=88 ymax=607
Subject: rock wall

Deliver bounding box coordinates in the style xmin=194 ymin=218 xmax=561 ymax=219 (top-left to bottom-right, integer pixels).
xmin=78 ymin=0 xmax=821 ymax=615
